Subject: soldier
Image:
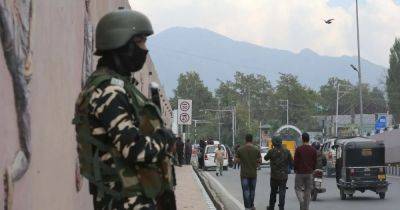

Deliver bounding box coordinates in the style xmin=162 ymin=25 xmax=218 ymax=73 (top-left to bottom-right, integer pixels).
xmin=73 ymin=9 xmax=176 ymax=210
xmin=264 ymin=136 xmax=293 ymax=210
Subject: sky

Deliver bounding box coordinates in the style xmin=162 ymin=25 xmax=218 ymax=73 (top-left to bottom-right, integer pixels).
xmin=129 ymin=0 xmax=400 ymax=67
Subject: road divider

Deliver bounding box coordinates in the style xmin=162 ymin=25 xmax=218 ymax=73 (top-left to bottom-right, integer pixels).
xmin=202 ymin=171 xmax=244 ymax=210
xmin=193 ymin=166 xmax=224 ymax=210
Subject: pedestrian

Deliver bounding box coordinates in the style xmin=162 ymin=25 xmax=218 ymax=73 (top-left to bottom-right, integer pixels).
xmin=207 ymin=137 xmax=214 ymax=145
xmin=185 ymin=139 xmax=192 ymax=165
xmin=214 ymin=144 xmax=225 ymax=176
xmin=235 ymin=134 xmax=261 ymax=210
xmin=176 ymin=137 xmax=185 ymax=166
xmin=311 ymin=141 xmax=326 ymax=170
xmin=198 ymin=139 xmax=206 ymax=169
xmin=73 ymin=9 xmax=176 ymax=210
xmin=264 ymin=136 xmax=293 ymax=210
xmin=233 ymin=144 xmax=241 ymax=169
xmin=294 ymin=133 xmax=317 ymax=210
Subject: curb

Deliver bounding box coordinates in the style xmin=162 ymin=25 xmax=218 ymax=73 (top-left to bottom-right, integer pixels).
xmin=192 ymin=166 xmax=225 ymax=210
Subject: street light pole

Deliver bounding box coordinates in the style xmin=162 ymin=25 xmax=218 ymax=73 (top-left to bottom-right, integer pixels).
xmin=286 ymin=99 xmax=289 ymax=125
xmin=232 ymin=106 xmax=236 ymax=146
xmin=355 ymin=0 xmax=364 ymax=135
xmin=335 ymin=82 xmax=340 ymax=137
xmin=218 ymin=98 xmax=221 ymax=141
xmin=201 ymin=108 xmax=235 ymax=146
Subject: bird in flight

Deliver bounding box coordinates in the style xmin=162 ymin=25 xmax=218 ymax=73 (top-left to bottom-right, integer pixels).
xmin=324 ymin=18 xmax=334 ymax=24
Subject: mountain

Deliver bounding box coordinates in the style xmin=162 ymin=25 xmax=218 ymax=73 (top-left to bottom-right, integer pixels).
xmin=147 ymin=27 xmax=386 ymax=97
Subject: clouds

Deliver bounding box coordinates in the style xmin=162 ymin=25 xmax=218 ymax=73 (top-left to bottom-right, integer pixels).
xmin=129 ymin=0 xmax=400 ymax=66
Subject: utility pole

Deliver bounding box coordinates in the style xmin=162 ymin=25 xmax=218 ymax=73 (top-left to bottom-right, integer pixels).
xmin=192 ymin=119 xmax=212 ymax=144
xmin=232 ymin=106 xmax=236 ymax=146
xmin=280 ymin=99 xmax=289 ymax=125
xmin=355 ymin=0 xmax=364 ymax=135
xmin=335 ymin=80 xmax=351 ymax=137
xmin=201 ymin=107 xmax=235 ymax=146
xmin=259 ymin=121 xmax=262 ymax=146
xmin=286 ymin=100 xmax=289 ymax=125
xmin=247 ymin=94 xmax=251 ymax=129
xmin=218 ymin=98 xmax=221 ymax=141
xmin=335 ymin=82 xmax=340 ymax=137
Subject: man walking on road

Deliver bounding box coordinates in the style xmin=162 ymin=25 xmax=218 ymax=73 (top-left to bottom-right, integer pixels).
xmin=184 ymin=139 xmax=192 ymax=165
xmin=176 ymin=137 xmax=184 ymax=166
xmin=294 ymin=133 xmax=317 ymax=210
xmin=236 ymin=134 xmax=261 ymax=210
xmin=214 ymin=144 xmax=225 ymax=176
xmin=233 ymin=144 xmax=241 ymax=169
xmin=264 ymin=136 xmax=293 ymax=210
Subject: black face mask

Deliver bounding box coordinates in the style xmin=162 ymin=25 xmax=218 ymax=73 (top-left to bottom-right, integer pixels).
xmin=115 ymin=41 xmax=148 ymax=74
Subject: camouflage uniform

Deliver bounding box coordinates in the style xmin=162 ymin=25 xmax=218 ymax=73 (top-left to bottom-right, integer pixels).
xmin=74 ymin=9 xmax=175 ymax=210
xmin=264 ymin=146 xmax=293 ymax=180
xmin=87 ymin=74 xmax=166 ymax=209
xmin=264 ymin=137 xmax=293 ymax=210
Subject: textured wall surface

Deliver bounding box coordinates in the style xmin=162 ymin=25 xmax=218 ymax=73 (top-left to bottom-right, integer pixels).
xmin=0 ymin=0 xmax=171 ymax=209
xmin=370 ymin=129 xmax=400 ymax=164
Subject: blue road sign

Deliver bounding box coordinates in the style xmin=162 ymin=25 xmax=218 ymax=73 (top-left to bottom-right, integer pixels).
xmin=375 ymin=116 xmax=387 ymax=131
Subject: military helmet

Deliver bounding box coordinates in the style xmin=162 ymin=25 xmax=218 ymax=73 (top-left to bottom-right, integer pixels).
xmin=272 ymin=136 xmax=282 ymax=147
xmin=95 ymin=9 xmax=153 ymax=55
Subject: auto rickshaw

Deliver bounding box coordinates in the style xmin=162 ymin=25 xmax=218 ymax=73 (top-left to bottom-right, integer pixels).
xmin=334 ymin=137 xmax=389 ymax=200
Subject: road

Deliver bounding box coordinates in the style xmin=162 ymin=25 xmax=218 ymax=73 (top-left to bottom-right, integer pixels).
xmin=201 ymin=167 xmax=400 ymax=210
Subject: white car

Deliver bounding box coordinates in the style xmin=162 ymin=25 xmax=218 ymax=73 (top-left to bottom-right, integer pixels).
xmin=203 ymin=144 xmax=229 ymax=171
xmin=260 ymin=147 xmax=270 ymax=166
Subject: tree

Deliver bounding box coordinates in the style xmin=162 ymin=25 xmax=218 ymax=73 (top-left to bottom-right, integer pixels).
xmin=215 ymin=72 xmax=275 ymax=146
xmin=171 ymin=71 xmax=217 ymax=141
xmin=387 ymin=38 xmax=400 ymax=123
xmin=274 ymin=73 xmax=319 ymax=130
xmin=319 ymin=77 xmax=354 ymax=115
xmin=171 ymin=71 xmax=216 ymax=117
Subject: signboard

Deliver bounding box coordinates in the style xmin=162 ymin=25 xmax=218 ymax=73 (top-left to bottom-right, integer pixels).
xmin=375 ymin=116 xmax=387 ymax=131
xmin=178 ymin=99 xmax=192 ymax=125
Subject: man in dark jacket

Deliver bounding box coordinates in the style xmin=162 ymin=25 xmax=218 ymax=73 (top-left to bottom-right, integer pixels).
xmin=176 ymin=137 xmax=184 ymax=166
xmin=233 ymin=144 xmax=241 ymax=169
xmin=294 ymin=133 xmax=317 ymax=210
xmin=264 ymin=136 xmax=293 ymax=210
xmin=198 ymin=139 xmax=206 ymax=169
xmin=184 ymin=139 xmax=192 ymax=165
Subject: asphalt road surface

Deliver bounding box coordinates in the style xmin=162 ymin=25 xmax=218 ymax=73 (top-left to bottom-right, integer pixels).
xmin=202 ymin=167 xmax=400 ymax=210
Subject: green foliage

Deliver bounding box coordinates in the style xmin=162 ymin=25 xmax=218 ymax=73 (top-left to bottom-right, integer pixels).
xmin=170 ymin=71 xmax=217 ymax=141
xmin=387 ymin=38 xmax=400 ymax=123
xmin=171 ymin=71 xmax=216 ymax=117
xmin=172 ymin=69 xmax=389 ymax=146
xmin=319 ymin=77 xmax=387 ymax=116
xmin=274 ymin=73 xmax=319 ymax=130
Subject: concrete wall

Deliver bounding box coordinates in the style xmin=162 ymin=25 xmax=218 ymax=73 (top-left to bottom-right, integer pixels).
xmin=0 ymin=0 xmax=170 ymax=209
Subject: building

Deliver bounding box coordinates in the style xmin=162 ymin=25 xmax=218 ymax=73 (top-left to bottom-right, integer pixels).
xmin=0 ymin=1 xmax=171 ymax=209
xmin=314 ymin=113 xmax=393 ymax=137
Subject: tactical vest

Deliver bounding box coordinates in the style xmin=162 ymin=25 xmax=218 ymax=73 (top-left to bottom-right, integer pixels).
xmin=72 ymin=68 xmax=165 ymax=200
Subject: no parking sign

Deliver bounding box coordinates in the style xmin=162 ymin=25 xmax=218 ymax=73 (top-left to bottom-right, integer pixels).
xmin=178 ymin=99 xmax=192 ymax=125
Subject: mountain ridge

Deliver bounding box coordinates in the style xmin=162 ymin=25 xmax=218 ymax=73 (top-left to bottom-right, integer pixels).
xmin=147 ymin=27 xmax=386 ymax=97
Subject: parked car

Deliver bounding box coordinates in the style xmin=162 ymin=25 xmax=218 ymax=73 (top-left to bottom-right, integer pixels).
xmin=322 ymin=139 xmax=337 ymax=177
xmin=203 ymin=144 xmax=229 ymax=171
xmin=260 ymin=147 xmax=270 ymax=167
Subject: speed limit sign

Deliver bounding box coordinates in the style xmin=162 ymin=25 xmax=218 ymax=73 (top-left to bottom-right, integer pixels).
xmin=178 ymin=99 xmax=192 ymax=125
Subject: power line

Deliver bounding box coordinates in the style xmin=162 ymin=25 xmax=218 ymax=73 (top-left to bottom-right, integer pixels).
xmin=150 ymin=45 xmax=273 ymax=73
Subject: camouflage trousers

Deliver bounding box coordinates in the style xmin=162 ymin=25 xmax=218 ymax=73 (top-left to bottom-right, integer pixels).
xmin=93 ymin=194 xmax=156 ymax=210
